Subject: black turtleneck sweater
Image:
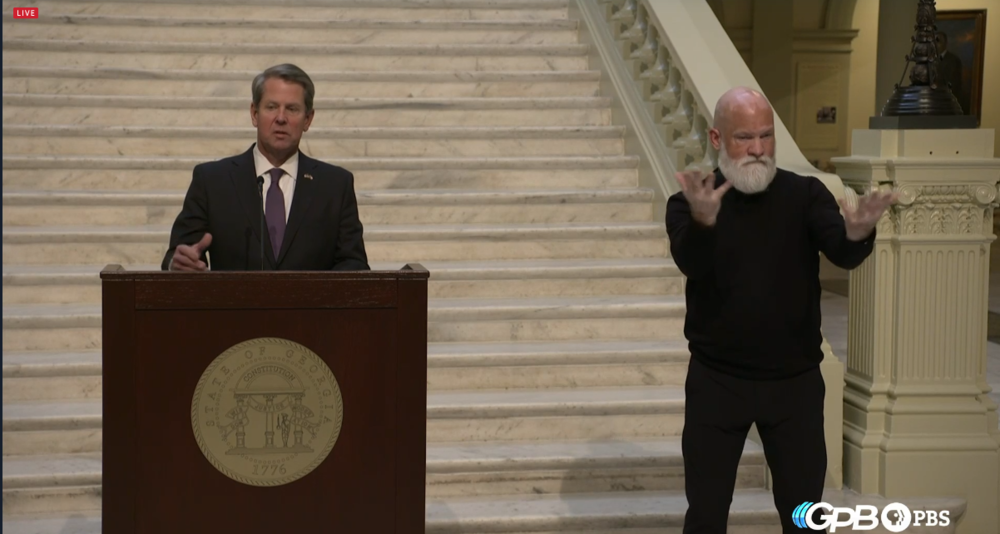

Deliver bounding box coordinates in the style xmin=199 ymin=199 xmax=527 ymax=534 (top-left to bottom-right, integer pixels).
xmin=665 ymin=168 xmax=875 ymax=380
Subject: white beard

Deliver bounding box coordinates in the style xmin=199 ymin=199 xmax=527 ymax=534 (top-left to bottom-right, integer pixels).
xmin=717 ymin=145 xmax=777 ymax=194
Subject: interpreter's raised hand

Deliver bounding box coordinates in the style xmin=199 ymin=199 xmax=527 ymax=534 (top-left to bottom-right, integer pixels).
xmin=676 ymin=170 xmax=733 ymax=227
xmin=170 ymin=233 xmax=212 ymax=271
xmin=838 ymin=189 xmax=898 ymax=242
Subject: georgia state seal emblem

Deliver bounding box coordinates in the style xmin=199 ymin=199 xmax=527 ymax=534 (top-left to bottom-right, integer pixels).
xmin=191 ymin=338 xmax=344 ymax=487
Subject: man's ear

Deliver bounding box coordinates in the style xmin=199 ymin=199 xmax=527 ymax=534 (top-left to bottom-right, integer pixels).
xmin=250 ymin=102 xmax=259 ymax=128
xmin=303 ymin=109 xmax=315 ymax=133
xmin=709 ymin=128 xmax=722 ymax=151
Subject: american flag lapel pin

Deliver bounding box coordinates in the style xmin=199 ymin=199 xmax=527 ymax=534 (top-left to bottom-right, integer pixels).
xmin=304 ymin=173 xmax=314 ymax=180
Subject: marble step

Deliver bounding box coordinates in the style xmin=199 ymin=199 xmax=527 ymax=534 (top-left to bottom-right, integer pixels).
xmin=2 ymin=222 xmax=669 ymax=267
xmin=1 ymin=17 xmax=579 ymax=45
xmin=0 ymin=439 xmax=764 ymax=514
xmin=2 ymin=399 xmax=102 ymax=456
xmin=3 ymin=95 xmax=610 ymax=128
xmin=2 ymin=386 xmax=689 ymax=455
xmin=3 ymin=187 xmax=650 ymax=227
xmin=3 ymin=258 xmax=680 ymax=304
xmin=2 ymin=351 xmax=101 ymax=402
xmin=1 ymin=67 xmax=602 ymax=98
xmin=428 ymin=340 xmax=689 ymax=390
xmin=2 ymin=264 xmax=140 ymax=307
xmin=427 ymin=386 xmax=687 ymax=442
xmin=2 ymin=454 xmax=102 ymax=490
xmin=2 ymin=40 xmax=590 ymax=72
xmin=2 ymin=339 xmax=690 ymax=401
xmin=426 ymin=438 xmax=764 ymax=497
xmin=427 ymin=296 xmax=685 ymax=344
xmin=2 ymin=304 xmax=103 ymax=352
xmin=3 ymin=0 xmax=569 ymax=22
xmin=3 ymin=294 xmax=683 ymax=351
xmin=1 ymin=454 xmax=102 ymax=516
xmin=1 ymin=351 xmax=102 ymax=377
xmin=3 ymin=125 xmax=625 ymax=158
xmin=2 ymin=155 xmax=639 ymax=192
xmin=399 ymin=259 xmax=682 ymax=299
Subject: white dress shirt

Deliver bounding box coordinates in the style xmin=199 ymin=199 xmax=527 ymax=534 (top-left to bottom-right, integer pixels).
xmin=253 ymin=144 xmax=297 ymax=224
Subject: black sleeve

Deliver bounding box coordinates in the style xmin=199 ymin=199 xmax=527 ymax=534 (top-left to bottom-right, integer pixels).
xmin=806 ymin=178 xmax=875 ymax=270
xmin=331 ymin=172 xmax=370 ymax=271
xmin=161 ymin=165 xmax=211 ymax=270
xmin=665 ymin=191 xmax=716 ymax=280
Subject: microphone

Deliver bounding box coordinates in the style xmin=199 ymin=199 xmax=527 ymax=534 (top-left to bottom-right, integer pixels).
xmin=244 ymin=228 xmax=252 ymax=271
xmin=257 ymin=175 xmax=265 ymax=271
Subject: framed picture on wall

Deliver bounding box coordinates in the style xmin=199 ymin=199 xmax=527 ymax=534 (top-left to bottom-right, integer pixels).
xmin=934 ymin=10 xmax=987 ymax=125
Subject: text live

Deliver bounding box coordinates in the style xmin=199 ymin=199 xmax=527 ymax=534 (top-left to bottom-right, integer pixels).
xmin=12 ymin=7 xmax=38 ymax=18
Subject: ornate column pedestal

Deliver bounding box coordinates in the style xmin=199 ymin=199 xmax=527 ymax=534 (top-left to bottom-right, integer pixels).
xmin=832 ymin=129 xmax=1000 ymax=534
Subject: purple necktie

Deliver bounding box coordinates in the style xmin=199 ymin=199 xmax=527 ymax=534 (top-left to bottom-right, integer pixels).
xmin=265 ymin=168 xmax=286 ymax=258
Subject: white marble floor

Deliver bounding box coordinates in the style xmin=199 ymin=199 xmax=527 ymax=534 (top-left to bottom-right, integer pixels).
xmin=820 ymin=291 xmax=1000 ymax=412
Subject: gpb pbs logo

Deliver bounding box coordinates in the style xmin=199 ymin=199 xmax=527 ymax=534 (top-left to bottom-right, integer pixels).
xmin=792 ymin=501 xmax=950 ymax=532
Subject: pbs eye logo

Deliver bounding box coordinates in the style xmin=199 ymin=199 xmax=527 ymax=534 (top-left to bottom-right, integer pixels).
xmin=880 ymin=503 xmax=912 ymax=532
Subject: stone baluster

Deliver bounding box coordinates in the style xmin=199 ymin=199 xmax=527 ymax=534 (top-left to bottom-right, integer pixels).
xmin=620 ymin=3 xmax=646 ymax=45
xmin=695 ymin=138 xmax=718 ymax=175
xmin=651 ymin=64 xmax=681 ymax=114
xmin=681 ymin=113 xmax=709 ymax=171
xmin=666 ymin=88 xmax=693 ymax=145
xmin=630 ymin=16 xmax=658 ymax=68
xmin=672 ymin=100 xmax=703 ymax=169
xmin=609 ymin=0 xmax=636 ymax=37
xmin=639 ymin=43 xmax=668 ymax=100
xmin=599 ymin=0 xmax=624 ymax=20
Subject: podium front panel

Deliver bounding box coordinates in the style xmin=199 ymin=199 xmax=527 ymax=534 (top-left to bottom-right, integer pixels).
xmin=101 ymin=270 xmax=428 ymax=534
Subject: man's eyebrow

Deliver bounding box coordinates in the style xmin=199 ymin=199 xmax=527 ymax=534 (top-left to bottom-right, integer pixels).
xmin=732 ymin=128 xmax=774 ymax=136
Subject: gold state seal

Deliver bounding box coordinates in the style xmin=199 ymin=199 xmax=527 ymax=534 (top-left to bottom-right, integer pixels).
xmin=191 ymin=338 xmax=343 ymax=487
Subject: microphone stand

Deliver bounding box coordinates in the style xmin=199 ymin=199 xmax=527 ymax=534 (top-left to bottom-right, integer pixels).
xmin=257 ymin=176 xmax=265 ymax=271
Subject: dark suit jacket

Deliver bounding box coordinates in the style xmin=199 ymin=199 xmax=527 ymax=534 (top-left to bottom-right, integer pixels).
xmin=161 ymin=145 xmax=370 ymax=271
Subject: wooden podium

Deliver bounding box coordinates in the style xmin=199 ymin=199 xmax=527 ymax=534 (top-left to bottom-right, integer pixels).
xmin=100 ymin=265 xmax=429 ymax=533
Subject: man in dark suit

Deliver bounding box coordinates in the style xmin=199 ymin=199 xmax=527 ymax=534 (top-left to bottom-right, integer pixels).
xmin=162 ymin=63 xmax=369 ymax=271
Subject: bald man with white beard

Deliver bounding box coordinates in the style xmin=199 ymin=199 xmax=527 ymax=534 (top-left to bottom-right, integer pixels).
xmin=665 ymin=87 xmax=895 ymax=534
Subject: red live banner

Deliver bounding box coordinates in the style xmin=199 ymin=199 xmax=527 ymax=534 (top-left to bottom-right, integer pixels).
xmin=13 ymin=7 xmax=38 ymax=18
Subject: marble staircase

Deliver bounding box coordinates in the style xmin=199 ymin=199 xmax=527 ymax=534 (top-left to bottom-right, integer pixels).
xmin=2 ymin=1 xmax=780 ymax=532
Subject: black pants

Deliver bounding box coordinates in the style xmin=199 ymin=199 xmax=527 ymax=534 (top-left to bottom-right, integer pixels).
xmin=682 ymin=357 xmax=827 ymax=534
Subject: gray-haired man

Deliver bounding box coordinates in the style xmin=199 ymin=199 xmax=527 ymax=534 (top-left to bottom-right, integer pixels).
xmin=163 ymin=63 xmax=369 ymax=272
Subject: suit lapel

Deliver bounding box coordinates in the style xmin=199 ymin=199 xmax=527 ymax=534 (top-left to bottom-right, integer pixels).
xmin=231 ymin=145 xmax=276 ymax=268
xmin=276 ymin=151 xmax=317 ymax=266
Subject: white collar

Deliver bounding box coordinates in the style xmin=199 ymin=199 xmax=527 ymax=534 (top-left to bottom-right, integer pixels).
xmin=253 ymin=143 xmax=299 ymax=181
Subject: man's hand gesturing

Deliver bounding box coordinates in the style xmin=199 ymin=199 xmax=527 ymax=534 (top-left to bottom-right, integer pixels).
xmin=169 ymin=233 xmax=212 ymax=271
xmin=838 ymin=189 xmax=898 ymax=242
xmin=676 ymin=170 xmax=733 ymax=227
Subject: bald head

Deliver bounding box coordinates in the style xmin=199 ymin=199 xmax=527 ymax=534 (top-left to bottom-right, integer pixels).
xmin=713 ymin=87 xmax=773 ymax=134
xmin=710 ymin=86 xmax=777 ymax=194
